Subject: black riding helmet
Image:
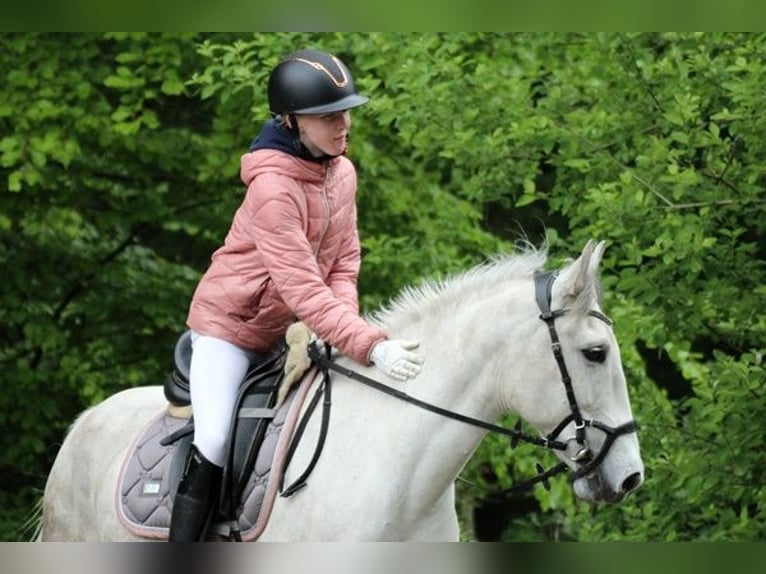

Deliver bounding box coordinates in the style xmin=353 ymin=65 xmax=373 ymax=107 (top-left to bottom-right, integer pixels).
xmin=268 ymin=49 xmax=369 ymax=115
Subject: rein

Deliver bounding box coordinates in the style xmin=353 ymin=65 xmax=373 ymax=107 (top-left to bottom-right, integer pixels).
xmin=280 ymin=270 xmax=637 ymax=498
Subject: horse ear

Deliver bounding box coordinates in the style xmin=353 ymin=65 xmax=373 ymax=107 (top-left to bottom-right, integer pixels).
xmin=554 ymin=240 xmax=606 ymax=309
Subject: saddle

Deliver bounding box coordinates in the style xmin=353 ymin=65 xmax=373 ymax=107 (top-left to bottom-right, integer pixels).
xmin=161 ymin=331 xmax=287 ymax=533
xmin=162 ymin=329 xmax=193 ymax=406
xmin=118 ymin=330 xmax=329 ymax=540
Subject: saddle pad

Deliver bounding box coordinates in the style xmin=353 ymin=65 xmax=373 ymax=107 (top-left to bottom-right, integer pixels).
xmin=116 ymin=368 xmax=316 ymax=541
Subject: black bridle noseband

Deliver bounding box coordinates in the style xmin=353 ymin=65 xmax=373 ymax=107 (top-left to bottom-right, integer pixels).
xmin=280 ymin=271 xmax=638 ymax=498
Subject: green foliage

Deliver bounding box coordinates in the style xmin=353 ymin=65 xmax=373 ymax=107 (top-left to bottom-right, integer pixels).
xmin=0 ymin=32 xmax=241 ymax=539
xmin=1 ymin=33 xmax=764 ymax=541
xmin=446 ymin=32 xmax=766 ymax=542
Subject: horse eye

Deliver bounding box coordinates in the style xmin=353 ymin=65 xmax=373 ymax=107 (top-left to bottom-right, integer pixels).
xmin=582 ymin=346 xmax=607 ymax=363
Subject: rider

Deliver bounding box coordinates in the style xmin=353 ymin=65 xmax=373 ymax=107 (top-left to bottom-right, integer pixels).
xmin=168 ymin=48 xmax=425 ymax=542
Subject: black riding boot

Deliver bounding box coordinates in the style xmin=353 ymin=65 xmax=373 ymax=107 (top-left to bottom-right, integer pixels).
xmin=168 ymin=445 xmax=222 ymax=542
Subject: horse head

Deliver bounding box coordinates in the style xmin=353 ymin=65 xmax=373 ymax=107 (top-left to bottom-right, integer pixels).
xmin=507 ymin=240 xmax=644 ymax=503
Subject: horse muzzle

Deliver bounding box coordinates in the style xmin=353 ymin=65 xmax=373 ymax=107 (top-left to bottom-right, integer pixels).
xmin=561 ymin=419 xmax=644 ymax=503
xmin=573 ymin=466 xmax=644 ymax=503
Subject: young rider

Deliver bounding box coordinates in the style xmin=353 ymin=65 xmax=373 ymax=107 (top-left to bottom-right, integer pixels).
xmin=168 ymin=48 xmax=424 ymax=541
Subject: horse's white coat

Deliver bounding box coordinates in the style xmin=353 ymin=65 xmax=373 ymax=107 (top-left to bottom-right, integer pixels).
xmin=40 ymin=241 xmax=643 ymax=541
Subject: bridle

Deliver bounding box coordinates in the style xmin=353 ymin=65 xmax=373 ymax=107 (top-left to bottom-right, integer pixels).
xmin=530 ymin=271 xmax=638 ymax=489
xmin=280 ymin=271 xmax=638 ymax=498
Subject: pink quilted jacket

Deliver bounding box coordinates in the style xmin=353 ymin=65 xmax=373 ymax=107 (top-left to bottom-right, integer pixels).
xmin=186 ymin=149 xmax=387 ymax=364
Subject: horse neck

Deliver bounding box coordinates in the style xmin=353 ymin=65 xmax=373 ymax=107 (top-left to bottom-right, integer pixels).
xmin=408 ymin=278 xmax=533 ymax=404
xmin=379 ymin=280 xmax=537 ymax=484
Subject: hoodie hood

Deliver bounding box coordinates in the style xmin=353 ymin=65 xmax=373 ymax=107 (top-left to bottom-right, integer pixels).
xmin=241 ymin=126 xmax=342 ymax=187
xmin=249 ymin=119 xmax=338 ymax=163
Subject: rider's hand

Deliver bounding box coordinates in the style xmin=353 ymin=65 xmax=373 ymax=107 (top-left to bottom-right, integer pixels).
xmin=370 ymin=340 xmax=424 ymax=381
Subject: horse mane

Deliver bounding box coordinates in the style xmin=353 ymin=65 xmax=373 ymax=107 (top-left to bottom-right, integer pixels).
xmin=369 ymin=244 xmax=549 ymax=332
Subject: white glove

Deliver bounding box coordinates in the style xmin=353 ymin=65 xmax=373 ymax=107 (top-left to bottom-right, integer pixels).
xmin=370 ymin=340 xmax=424 ymax=381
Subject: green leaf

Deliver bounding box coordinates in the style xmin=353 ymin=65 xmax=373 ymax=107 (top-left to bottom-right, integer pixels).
xmin=515 ymin=193 xmax=539 ymax=207
xmin=161 ymin=78 xmax=185 ymax=95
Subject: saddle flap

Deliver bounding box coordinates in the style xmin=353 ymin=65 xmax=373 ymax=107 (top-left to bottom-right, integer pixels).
xmin=220 ymin=352 xmax=287 ymax=515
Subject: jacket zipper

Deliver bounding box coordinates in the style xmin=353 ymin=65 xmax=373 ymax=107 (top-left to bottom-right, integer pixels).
xmin=315 ymin=165 xmax=331 ymax=255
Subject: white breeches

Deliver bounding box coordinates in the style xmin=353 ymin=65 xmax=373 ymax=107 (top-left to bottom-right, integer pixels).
xmin=189 ymin=332 xmax=263 ymax=467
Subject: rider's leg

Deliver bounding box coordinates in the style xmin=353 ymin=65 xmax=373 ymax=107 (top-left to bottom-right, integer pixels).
xmin=168 ymin=334 xmax=256 ymax=542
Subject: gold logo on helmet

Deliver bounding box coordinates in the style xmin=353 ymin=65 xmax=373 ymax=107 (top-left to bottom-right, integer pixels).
xmin=292 ymin=56 xmax=349 ymax=88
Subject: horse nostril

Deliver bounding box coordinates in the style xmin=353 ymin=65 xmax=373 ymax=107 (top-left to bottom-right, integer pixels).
xmin=621 ymin=472 xmax=642 ymax=493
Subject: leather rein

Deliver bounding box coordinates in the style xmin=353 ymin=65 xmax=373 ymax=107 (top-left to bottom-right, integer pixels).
xmin=280 ymin=271 xmax=637 ymax=498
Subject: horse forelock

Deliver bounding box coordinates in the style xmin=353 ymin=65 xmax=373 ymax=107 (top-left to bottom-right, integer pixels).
xmin=369 ymin=246 xmax=549 ymax=331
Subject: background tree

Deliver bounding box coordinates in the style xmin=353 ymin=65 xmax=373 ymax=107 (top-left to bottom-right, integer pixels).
xmin=0 ymin=32 xmax=240 ymax=537
xmin=1 ymin=32 xmax=763 ymax=541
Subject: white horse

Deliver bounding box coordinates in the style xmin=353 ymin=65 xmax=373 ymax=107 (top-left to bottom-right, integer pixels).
xmin=39 ymin=240 xmax=643 ymax=541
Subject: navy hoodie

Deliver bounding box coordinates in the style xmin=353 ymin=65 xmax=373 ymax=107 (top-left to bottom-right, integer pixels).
xmin=248 ymin=119 xmax=335 ymax=163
